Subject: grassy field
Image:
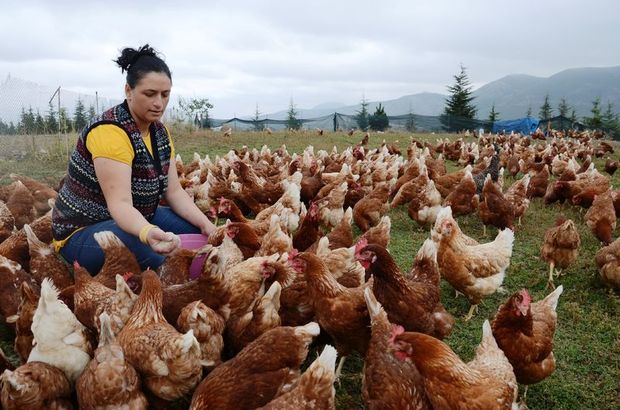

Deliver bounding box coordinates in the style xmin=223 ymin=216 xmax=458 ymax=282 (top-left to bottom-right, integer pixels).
xmin=1 ymin=128 xmax=619 ymax=409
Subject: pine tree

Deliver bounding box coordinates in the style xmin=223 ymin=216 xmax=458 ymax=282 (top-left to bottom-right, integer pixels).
xmin=570 ymin=109 xmax=577 ymax=126
xmin=252 ymin=104 xmax=264 ymax=131
xmin=584 ymin=97 xmax=602 ymax=129
xmin=59 ymin=107 xmax=71 ymax=133
xmin=19 ymin=106 xmax=36 ymax=134
xmin=286 ymin=99 xmax=301 ymax=130
xmin=45 ymin=102 xmax=59 ymax=134
xmin=443 ymin=64 xmax=477 ymax=119
xmin=73 ymin=98 xmax=87 ymax=132
xmin=601 ymin=101 xmax=619 ymax=134
xmin=539 ymin=94 xmax=553 ymax=120
xmin=0 ymin=118 xmax=8 ymax=134
xmin=35 ymin=111 xmax=45 ymax=134
xmin=88 ymin=104 xmax=96 ymax=120
xmin=355 ymin=97 xmax=369 ymax=131
xmin=368 ymin=103 xmax=389 ymax=131
xmin=526 ymin=106 xmax=533 ymax=117
xmin=488 ymin=104 xmax=499 ymax=122
xmin=558 ymin=98 xmax=570 ymax=118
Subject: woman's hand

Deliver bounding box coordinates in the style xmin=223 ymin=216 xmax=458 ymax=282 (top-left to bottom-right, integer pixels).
xmin=200 ymin=220 xmax=217 ymax=237
xmin=146 ymin=227 xmax=180 ymax=256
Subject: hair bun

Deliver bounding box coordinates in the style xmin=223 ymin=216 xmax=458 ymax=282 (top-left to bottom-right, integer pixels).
xmin=115 ymin=44 xmax=158 ymax=73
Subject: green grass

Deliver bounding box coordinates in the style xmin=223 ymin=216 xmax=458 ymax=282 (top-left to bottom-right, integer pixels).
xmin=1 ymin=128 xmax=619 ymax=409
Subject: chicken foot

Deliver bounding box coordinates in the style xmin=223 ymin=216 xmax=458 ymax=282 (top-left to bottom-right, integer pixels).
xmin=547 ymin=261 xmax=556 ymax=290
xmin=464 ymin=304 xmax=479 ymax=321
xmin=335 ymin=355 xmax=347 ymax=386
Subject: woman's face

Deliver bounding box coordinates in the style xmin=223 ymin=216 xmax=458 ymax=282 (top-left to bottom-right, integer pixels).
xmin=125 ymin=72 xmax=171 ymax=128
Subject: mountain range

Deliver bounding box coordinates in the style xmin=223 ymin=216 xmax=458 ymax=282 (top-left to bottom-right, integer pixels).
xmin=259 ymin=66 xmax=620 ymax=122
xmin=1 ymin=66 xmax=619 ymax=125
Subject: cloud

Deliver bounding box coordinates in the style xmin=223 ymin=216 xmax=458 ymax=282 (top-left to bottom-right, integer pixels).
xmin=0 ymin=0 xmax=618 ymax=118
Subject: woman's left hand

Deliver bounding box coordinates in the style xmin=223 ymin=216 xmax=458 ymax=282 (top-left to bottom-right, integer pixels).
xmin=200 ymin=220 xmax=216 ymax=237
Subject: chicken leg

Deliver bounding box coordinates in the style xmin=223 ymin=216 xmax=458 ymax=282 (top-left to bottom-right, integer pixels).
xmin=464 ymin=304 xmax=478 ymax=321
xmin=335 ymin=355 xmax=347 ymax=385
xmin=547 ymin=261 xmax=556 ymax=290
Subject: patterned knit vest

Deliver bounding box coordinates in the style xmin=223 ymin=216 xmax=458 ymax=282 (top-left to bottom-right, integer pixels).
xmin=52 ymin=100 xmax=171 ymax=241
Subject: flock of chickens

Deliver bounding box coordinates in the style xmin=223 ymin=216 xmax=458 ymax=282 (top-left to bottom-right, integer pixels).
xmin=0 ymin=128 xmax=618 ymax=409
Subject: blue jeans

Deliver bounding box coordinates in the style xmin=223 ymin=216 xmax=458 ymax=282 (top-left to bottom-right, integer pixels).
xmin=59 ymin=207 xmax=200 ymax=275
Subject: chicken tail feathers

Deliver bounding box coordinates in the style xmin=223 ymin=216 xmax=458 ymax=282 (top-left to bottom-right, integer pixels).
xmin=543 ymin=284 xmax=564 ymax=311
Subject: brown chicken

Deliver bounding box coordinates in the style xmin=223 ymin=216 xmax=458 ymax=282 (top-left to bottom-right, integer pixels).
xmin=324 ymin=206 xmax=354 ymax=250
xmin=604 ymin=157 xmax=618 ymax=175
xmin=357 ymin=214 xmax=390 ymax=249
xmin=208 ymin=222 xmax=261 ymax=259
xmin=356 ymin=239 xmax=454 ymax=339
xmin=289 ymin=251 xmax=370 ymax=372
xmin=9 ymin=173 xmax=58 ymax=216
xmin=595 ymin=238 xmax=620 ymax=288
xmin=432 ymin=165 xmax=472 ymax=198
xmin=432 ymin=207 xmax=514 ymax=320
xmin=23 ymin=224 xmax=73 ymax=290
xmin=353 ymin=183 xmax=391 ymax=232
xmin=0 ymin=254 xmax=38 ymax=322
xmin=258 ymin=344 xmax=338 ymax=410
xmin=189 ymin=323 xmax=320 ymax=410
xmin=0 ymin=361 xmax=73 ymax=410
xmin=292 ymin=201 xmax=322 ymax=251
xmin=76 ymin=312 xmax=148 ymax=409
xmin=585 ymin=189 xmax=616 ymax=244
xmin=157 ymin=247 xmax=197 ymax=286
xmin=8 ymin=282 xmax=39 ymax=363
xmin=391 ymin=320 xmax=518 ymax=410
xmin=362 ymin=288 xmax=431 ymax=409
xmin=541 ymin=216 xmax=581 ymax=289
xmin=117 ymin=270 xmax=203 ymax=401
xmin=492 ymin=286 xmax=563 ymax=399
xmin=0 ymin=212 xmax=52 ymax=270
xmin=0 ymin=200 xmax=14 ymax=244
xmin=443 ymin=169 xmax=479 ymax=217
xmin=315 ymin=238 xmax=365 ymax=288
xmin=504 ymin=173 xmax=531 ymax=225
xmin=177 ymin=300 xmax=226 ymax=369
xmin=526 ymin=165 xmax=550 ymax=198
xmin=478 ymin=174 xmax=515 ymax=235
xmin=6 ymin=180 xmax=36 ymax=229
xmin=256 ymin=214 xmax=293 ymax=256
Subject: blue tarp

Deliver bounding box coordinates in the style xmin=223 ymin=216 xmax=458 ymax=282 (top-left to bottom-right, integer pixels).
xmin=492 ymin=117 xmax=540 ymax=135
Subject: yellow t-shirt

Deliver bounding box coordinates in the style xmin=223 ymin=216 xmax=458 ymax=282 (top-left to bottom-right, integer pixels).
xmin=53 ymin=124 xmax=176 ymax=251
xmin=86 ymin=124 xmax=175 ymax=164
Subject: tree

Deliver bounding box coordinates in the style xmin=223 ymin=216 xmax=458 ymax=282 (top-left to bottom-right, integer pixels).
xmin=59 ymin=107 xmax=71 ymax=133
xmin=252 ymin=104 xmax=264 ymax=131
xmin=539 ymin=94 xmax=553 ymax=120
xmin=368 ymin=103 xmax=389 ymax=131
xmin=583 ymin=97 xmax=602 ymax=129
xmin=19 ymin=106 xmax=36 ymax=134
xmin=355 ymin=97 xmax=369 ymax=131
xmin=178 ymin=97 xmax=214 ymax=129
xmin=286 ymin=99 xmax=302 ymax=130
xmin=601 ymin=101 xmax=620 ymax=134
xmin=488 ymin=104 xmax=499 ymax=123
xmin=558 ymin=98 xmax=570 ymax=117
xmin=570 ymin=109 xmax=577 ymax=125
xmin=45 ymin=102 xmax=59 ymax=134
xmin=73 ymin=98 xmax=87 ymax=132
xmin=526 ymin=106 xmax=533 ymax=117
xmin=35 ymin=111 xmax=45 ymax=134
xmin=88 ymin=104 xmax=96 ymax=120
xmin=443 ymin=64 xmax=477 ymax=119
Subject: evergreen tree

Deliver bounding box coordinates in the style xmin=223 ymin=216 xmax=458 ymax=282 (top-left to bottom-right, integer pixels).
xmin=601 ymin=101 xmax=620 ymax=134
xmin=443 ymin=64 xmax=477 ymax=119
xmin=88 ymin=104 xmax=96 ymax=120
xmin=286 ymin=99 xmax=302 ymax=130
xmin=45 ymin=102 xmax=59 ymax=134
xmin=73 ymin=98 xmax=87 ymax=132
xmin=488 ymin=104 xmax=499 ymax=123
xmin=178 ymin=97 xmax=214 ymax=129
xmin=252 ymin=104 xmax=264 ymax=131
xmin=526 ymin=106 xmax=533 ymax=117
xmin=405 ymin=108 xmax=416 ymax=132
xmin=368 ymin=103 xmax=389 ymax=131
xmin=583 ymin=97 xmax=602 ymax=129
xmin=558 ymin=98 xmax=570 ymax=118
xmin=355 ymin=97 xmax=369 ymax=131
xmin=59 ymin=107 xmax=71 ymax=133
xmin=35 ymin=111 xmax=45 ymax=134
xmin=0 ymin=118 xmax=8 ymax=134
xmin=539 ymin=94 xmax=553 ymax=120
xmin=19 ymin=106 xmax=36 ymax=134
xmin=8 ymin=122 xmax=16 ymax=135
xmin=570 ymin=109 xmax=577 ymax=125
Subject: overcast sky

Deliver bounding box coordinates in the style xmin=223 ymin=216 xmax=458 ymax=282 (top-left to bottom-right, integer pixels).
xmin=1 ymin=0 xmax=618 ymax=118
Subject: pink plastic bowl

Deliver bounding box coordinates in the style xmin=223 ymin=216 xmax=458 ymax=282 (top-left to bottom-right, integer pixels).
xmin=178 ymin=234 xmax=210 ymax=280
xmin=179 ymin=233 xmax=210 ymax=250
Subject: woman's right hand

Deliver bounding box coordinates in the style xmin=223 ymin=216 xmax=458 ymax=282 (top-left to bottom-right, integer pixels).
xmin=146 ymin=226 xmax=180 ymax=255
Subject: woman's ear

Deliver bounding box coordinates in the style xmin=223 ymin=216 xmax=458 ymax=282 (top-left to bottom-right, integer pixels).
xmin=125 ymin=83 xmax=132 ymax=100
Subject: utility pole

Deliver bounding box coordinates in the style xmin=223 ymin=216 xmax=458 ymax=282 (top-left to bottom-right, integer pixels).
xmin=95 ymin=91 xmax=99 ymax=114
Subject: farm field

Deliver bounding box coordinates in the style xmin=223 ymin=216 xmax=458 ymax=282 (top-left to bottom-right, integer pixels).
xmin=1 ymin=128 xmax=619 ymax=409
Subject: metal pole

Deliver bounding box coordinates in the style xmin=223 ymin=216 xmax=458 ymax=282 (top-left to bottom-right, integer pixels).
xmin=95 ymin=91 xmax=99 ymax=114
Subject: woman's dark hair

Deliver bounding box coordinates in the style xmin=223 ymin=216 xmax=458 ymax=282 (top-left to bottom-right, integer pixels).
xmin=114 ymin=44 xmax=171 ymax=88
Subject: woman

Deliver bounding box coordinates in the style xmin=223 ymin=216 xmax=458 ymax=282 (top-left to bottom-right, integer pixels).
xmin=52 ymin=44 xmax=215 ymax=275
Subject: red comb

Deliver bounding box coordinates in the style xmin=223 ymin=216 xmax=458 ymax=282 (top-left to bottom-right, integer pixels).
xmin=519 ymin=289 xmax=531 ymax=306
xmin=123 ymin=272 xmax=134 ymax=282
xmin=389 ymin=324 xmax=405 ymax=344
xmin=288 ymin=249 xmax=299 ymax=261
xmin=73 ymin=261 xmax=81 ymax=269
xmin=355 ymin=238 xmax=368 ymax=254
